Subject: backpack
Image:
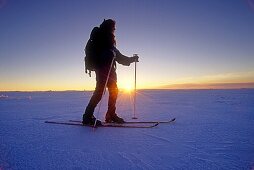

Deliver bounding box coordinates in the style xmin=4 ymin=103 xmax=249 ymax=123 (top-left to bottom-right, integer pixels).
xmin=84 ymin=27 xmax=101 ymax=77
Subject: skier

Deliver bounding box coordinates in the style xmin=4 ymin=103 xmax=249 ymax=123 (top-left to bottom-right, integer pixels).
xmin=83 ymin=19 xmax=139 ymax=126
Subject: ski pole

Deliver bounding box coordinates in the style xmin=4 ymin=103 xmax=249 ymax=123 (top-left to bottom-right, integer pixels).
xmin=132 ymin=54 xmax=138 ymax=119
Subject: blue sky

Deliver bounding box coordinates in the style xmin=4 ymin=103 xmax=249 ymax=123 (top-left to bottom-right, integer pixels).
xmin=0 ymin=0 xmax=254 ymax=91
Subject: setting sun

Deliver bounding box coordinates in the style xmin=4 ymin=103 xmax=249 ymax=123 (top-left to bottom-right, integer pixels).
xmin=122 ymin=84 xmax=134 ymax=93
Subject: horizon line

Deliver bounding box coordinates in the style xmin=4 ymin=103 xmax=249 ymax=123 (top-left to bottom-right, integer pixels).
xmin=1 ymin=82 xmax=254 ymax=92
xmin=1 ymin=88 xmax=254 ymax=93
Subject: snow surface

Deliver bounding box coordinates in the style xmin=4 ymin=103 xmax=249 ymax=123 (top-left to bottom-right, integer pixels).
xmin=0 ymin=89 xmax=254 ymax=170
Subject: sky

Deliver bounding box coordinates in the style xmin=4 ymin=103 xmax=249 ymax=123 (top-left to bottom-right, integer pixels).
xmin=0 ymin=0 xmax=254 ymax=91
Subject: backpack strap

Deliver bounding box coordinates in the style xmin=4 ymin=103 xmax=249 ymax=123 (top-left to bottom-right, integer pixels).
xmin=85 ymin=67 xmax=91 ymax=77
xmin=84 ymin=56 xmax=92 ymax=77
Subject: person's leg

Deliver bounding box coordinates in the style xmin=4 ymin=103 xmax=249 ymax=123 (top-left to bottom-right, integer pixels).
xmin=83 ymin=71 xmax=106 ymax=125
xmin=105 ymin=71 xmax=125 ymax=123
xmin=84 ymin=85 xmax=104 ymax=117
xmin=107 ymin=71 xmax=118 ymax=114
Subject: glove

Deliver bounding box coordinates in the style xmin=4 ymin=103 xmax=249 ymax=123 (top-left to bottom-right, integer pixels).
xmin=130 ymin=55 xmax=139 ymax=63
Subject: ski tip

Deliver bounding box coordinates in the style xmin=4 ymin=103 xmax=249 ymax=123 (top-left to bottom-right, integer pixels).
xmin=172 ymin=118 xmax=176 ymax=121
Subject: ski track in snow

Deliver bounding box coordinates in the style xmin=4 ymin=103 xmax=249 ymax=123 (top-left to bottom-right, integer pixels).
xmin=0 ymin=90 xmax=254 ymax=169
xmin=139 ymin=130 xmax=222 ymax=169
xmin=117 ymin=152 xmax=156 ymax=169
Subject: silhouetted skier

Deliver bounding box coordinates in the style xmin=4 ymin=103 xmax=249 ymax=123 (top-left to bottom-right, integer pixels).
xmin=83 ymin=19 xmax=139 ymax=126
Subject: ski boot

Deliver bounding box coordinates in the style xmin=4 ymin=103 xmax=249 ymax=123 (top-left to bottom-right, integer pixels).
xmin=82 ymin=114 xmax=102 ymax=126
xmin=105 ymin=113 xmax=125 ymax=124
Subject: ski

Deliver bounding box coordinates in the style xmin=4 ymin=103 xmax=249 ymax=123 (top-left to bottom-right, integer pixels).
xmin=45 ymin=121 xmax=159 ymax=128
xmin=69 ymin=118 xmax=176 ymax=124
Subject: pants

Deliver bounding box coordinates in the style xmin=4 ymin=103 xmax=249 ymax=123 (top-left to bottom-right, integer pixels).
xmin=85 ymin=68 xmax=118 ymax=117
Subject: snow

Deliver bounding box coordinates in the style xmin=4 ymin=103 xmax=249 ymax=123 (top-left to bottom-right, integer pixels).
xmin=0 ymin=89 xmax=254 ymax=169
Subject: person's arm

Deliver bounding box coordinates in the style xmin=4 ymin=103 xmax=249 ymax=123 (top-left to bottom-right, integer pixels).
xmin=113 ymin=47 xmax=138 ymax=66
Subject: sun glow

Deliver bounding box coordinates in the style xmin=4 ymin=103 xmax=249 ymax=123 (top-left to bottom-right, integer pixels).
xmin=122 ymin=84 xmax=134 ymax=93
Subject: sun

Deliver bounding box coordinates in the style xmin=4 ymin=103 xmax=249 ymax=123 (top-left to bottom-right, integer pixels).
xmin=122 ymin=84 xmax=134 ymax=93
